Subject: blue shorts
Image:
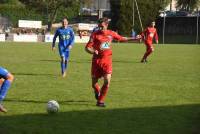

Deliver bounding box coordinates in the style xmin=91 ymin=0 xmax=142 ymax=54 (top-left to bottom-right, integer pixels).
xmin=58 ymin=46 xmax=70 ymax=60
xmin=0 ymin=67 xmax=9 ymax=79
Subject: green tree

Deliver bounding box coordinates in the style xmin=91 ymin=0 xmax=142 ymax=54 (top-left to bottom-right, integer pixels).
xmin=0 ymin=0 xmax=43 ymax=27
xmin=109 ymin=0 xmax=121 ymax=31
xmin=175 ymin=0 xmax=200 ymax=11
xmin=110 ymin=0 xmax=170 ymax=36
xmin=0 ymin=0 xmax=21 ymax=4
xmin=80 ymin=0 xmax=93 ymax=8
xmin=19 ymin=0 xmax=80 ymax=31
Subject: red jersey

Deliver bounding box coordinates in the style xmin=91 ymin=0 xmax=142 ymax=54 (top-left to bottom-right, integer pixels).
xmin=141 ymin=27 xmax=158 ymax=45
xmin=86 ymin=30 xmax=127 ymax=77
xmin=86 ymin=30 xmax=127 ymax=59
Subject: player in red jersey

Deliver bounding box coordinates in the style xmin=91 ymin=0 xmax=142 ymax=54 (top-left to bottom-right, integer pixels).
xmin=85 ymin=17 xmax=134 ymax=107
xmin=140 ymin=21 xmax=158 ymax=63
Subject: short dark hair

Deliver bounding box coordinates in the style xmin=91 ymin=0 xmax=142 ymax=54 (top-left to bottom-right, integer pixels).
xmin=98 ymin=17 xmax=109 ymax=24
xmin=62 ymin=17 xmax=68 ymax=21
xmin=146 ymin=20 xmax=155 ymax=26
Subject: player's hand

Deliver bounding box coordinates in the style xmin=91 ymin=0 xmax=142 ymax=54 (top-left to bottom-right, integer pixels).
xmin=68 ymin=45 xmax=72 ymax=49
xmin=94 ymin=50 xmax=98 ymax=55
xmin=52 ymin=46 xmax=56 ymax=51
xmin=136 ymin=35 xmax=142 ymax=40
xmin=156 ymin=40 xmax=159 ymax=44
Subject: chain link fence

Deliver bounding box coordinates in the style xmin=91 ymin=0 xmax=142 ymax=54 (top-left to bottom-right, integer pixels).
xmin=156 ymin=16 xmax=200 ymax=44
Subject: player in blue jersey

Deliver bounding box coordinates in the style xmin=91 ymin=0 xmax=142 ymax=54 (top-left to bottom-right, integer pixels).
xmin=92 ymin=26 xmax=100 ymax=32
xmin=0 ymin=67 xmax=14 ymax=113
xmin=52 ymin=17 xmax=75 ymax=77
xmin=91 ymin=18 xmax=110 ymax=33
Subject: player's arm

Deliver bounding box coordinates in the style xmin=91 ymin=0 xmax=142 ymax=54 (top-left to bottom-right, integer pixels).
xmin=85 ymin=33 xmax=98 ymax=55
xmin=111 ymin=31 xmax=138 ymax=42
xmin=154 ymin=30 xmax=159 ymax=44
xmin=111 ymin=31 xmax=127 ymax=42
xmin=68 ymin=29 xmax=75 ymax=49
xmin=139 ymin=28 xmax=147 ymax=41
xmin=126 ymin=37 xmax=141 ymax=41
xmin=52 ymin=29 xmax=59 ymax=51
xmin=85 ymin=46 xmax=98 ymax=55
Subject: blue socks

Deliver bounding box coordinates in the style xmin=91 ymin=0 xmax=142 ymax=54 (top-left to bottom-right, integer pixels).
xmin=61 ymin=61 xmax=68 ymax=75
xmin=0 ymin=80 xmax=11 ymax=101
xmin=61 ymin=61 xmax=65 ymax=75
xmin=64 ymin=61 xmax=68 ymax=70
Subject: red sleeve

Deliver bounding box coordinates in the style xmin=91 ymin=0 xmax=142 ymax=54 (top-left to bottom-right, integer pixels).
xmin=111 ymin=31 xmax=127 ymax=42
xmin=140 ymin=29 xmax=147 ymax=39
xmin=154 ymin=29 xmax=158 ymax=41
xmin=86 ymin=33 xmax=95 ymax=48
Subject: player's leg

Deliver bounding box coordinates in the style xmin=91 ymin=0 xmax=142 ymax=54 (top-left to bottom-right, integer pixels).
xmin=145 ymin=45 xmax=154 ymax=61
xmin=141 ymin=45 xmax=148 ymax=62
xmin=141 ymin=44 xmax=148 ymax=63
xmin=0 ymin=103 xmax=7 ymax=113
xmin=63 ymin=51 xmax=70 ymax=77
xmin=0 ymin=68 xmax=14 ymax=113
xmin=0 ymin=73 xmax=14 ymax=101
xmin=97 ymin=60 xmax=112 ymax=107
xmin=60 ymin=56 xmax=66 ymax=77
xmin=92 ymin=76 xmax=100 ymax=100
xmin=141 ymin=44 xmax=154 ymax=62
xmin=97 ymin=73 xmax=111 ymax=107
xmin=58 ymin=46 xmax=66 ymax=77
xmin=0 ymin=78 xmax=4 ymax=86
xmin=91 ymin=61 xmax=101 ymax=100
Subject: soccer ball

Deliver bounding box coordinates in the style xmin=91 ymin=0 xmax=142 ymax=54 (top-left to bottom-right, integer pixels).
xmin=46 ymin=100 xmax=59 ymax=114
xmin=136 ymin=34 xmax=142 ymax=39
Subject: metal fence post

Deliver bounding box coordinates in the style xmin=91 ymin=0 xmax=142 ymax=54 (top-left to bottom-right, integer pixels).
xmin=196 ymin=9 xmax=199 ymax=44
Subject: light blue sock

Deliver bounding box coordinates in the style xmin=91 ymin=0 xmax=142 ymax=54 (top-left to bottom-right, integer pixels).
xmin=0 ymin=80 xmax=11 ymax=101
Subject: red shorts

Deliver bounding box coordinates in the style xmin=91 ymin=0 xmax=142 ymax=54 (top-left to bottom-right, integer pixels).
xmin=91 ymin=58 xmax=112 ymax=78
xmin=145 ymin=42 xmax=154 ymax=50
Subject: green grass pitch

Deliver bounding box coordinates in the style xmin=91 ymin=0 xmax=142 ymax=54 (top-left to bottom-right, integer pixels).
xmin=0 ymin=42 xmax=200 ymax=134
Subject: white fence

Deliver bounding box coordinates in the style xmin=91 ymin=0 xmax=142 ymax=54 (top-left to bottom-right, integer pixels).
xmin=0 ymin=34 xmax=5 ymax=42
xmin=75 ymin=36 xmax=90 ymax=43
xmin=13 ymin=34 xmax=38 ymax=42
xmin=0 ymin=34 xmax=90 ymax=43
xmin=45 ymin=35 xmax=90 ymax=43
xmin=45 ymin=35 xmax=59 ymax=43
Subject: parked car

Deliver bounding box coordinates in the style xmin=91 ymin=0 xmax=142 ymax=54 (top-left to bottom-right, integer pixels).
xmin=159 ymin=11 xmax=176 ymax=17
xmin=175 ymin=11 xmax=189 ymax=16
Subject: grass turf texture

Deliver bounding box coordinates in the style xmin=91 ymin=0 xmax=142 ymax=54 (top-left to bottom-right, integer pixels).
xmin=0 ymin=42 xmax=200 ymax=134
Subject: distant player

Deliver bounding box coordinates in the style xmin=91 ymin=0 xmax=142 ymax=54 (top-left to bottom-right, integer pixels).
xmin=140 ymin=21 xmax=158 ymax=63
xmin=0 ymin=67 xmax=14 ymax=113
xmin=92 ymin=26 xmax=100 ymax=33
xmin=85 ymin=17 xmax=134 ymax=107
xmin=91 ymin=17 xmax=107 ymax=33
xmin=52 ymin=17 xmax=75 ymax=77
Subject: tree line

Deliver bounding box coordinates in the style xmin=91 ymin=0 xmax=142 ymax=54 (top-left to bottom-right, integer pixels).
xmin=110 ymin=0 xmax=199 ymax=35
xmin=0 ymin=0 xmax=199 ymax=34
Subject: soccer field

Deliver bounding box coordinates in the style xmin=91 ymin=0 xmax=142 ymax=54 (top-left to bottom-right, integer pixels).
xmin=0 ymin=42 xmax=200 ymax=134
